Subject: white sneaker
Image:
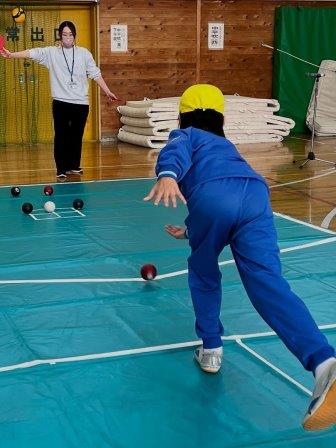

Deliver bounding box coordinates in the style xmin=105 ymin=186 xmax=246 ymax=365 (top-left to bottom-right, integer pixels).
xmin=303 ymin=359 xmax=336 ymax=431
xmin=194 ymin=346 xmax=222 ymax=373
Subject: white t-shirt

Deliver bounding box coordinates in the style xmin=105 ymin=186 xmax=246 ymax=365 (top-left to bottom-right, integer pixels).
xmin=29 ymin=45 xmax=101 ymax=105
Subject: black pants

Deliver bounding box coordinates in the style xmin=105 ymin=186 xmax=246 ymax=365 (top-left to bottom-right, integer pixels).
xmin=52 ymin=100 xmax=89 ymax=174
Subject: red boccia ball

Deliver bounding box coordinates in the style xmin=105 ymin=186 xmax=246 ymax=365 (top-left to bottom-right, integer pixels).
xmin=44 ymin=185 xmax=54 ymax=196
xmin=140 ymin=264 xmax=157 ymax=280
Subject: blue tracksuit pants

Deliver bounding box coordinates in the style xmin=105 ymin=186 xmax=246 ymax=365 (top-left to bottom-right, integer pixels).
xmin=185 ymin=178 xmax=335 ymax=372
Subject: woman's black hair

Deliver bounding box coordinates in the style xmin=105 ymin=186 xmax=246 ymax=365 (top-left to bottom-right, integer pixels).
xmin=179 ymin=109 xmax=225 ymax=137
xmin=59 ymin=21 xmax=77 ymax=39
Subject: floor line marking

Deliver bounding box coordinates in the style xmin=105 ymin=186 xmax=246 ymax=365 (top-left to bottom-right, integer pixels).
xmin=0 ymin=324 xmax=334 ymax=373
xmin=274 ymin=211 xmax=336 ymax=235
xmin=235 ymin=339 xmax=312 ymax=396
xmin=0 ymin=177 xmax=155 ymax=189
xmin=1 ymin=237 xmax=335 ymax=285
xmin=270 ymin=170 xmax=336 ymax=190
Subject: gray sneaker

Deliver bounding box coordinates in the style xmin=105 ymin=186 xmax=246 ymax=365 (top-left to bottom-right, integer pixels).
xmin=303 ymin=359 xmax=336 ymax=431
xmin=66 ymin=168 xmax=83 ymax=175
xmin=56 ymin=173 xmax=67 ymax=180
xmin=194 ymin=346 xmax=223 ymax=373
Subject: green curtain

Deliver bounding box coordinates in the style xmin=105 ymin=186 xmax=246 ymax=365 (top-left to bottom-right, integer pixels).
xmin=273 ymin=6 xmax=336 ymax=133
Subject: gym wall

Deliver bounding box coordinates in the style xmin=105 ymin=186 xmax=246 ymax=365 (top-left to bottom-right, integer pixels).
xmin=98 ymin=0 xmax=336 ymax=138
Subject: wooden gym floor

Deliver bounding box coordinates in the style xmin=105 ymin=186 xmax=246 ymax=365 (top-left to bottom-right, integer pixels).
xmin=1 ymin=135 xmax=336 ymax=230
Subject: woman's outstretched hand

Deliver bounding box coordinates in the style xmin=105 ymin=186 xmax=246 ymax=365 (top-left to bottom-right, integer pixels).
xmin=0 ymin=48 xmax=11 ymax=58
xmin=106 ymin=91 xmax=120 ymax=102
xmin=144 ymin=177 xmax=186 ymax=208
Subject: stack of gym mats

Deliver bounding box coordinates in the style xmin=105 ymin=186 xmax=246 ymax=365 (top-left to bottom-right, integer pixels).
xmin=306 ymin=60 xmax=336 ymax=137
xmin=224 ymin=95 xmax=295 ymax=143
xmin=117 ymin=98 xmax=179 ymax=149
xmin=117 ymin=95 xmax=295 ymax=149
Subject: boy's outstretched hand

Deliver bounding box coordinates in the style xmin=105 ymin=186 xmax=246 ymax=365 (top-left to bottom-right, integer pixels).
xmin=165 ymin=225 xmax=187 ymax=239
xmin=144 ymin=177 xmax=186 ymax=208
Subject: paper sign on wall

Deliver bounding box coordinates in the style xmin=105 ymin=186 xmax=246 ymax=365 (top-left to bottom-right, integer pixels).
xmin=111 ymin=24 xmax=128 ymax=52
xmin=208 ymin=22 xmax=224 ymax=50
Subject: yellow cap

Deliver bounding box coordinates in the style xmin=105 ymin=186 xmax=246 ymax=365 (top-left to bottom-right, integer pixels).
xmin=179 ymin=84 xmax=224 ymax=114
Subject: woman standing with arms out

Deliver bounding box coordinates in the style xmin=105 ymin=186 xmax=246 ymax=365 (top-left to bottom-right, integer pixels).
xmin=0 ymin=21 xmax=118 ymax=179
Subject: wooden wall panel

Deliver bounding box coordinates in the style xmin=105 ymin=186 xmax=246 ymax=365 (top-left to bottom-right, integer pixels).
xmin=200 ymin=0 xmax=275 ymax=97
xmin=99 ymin=0 xmax=336 ymax=138
xmin=99 ymin=0 xmax=197 ymax=138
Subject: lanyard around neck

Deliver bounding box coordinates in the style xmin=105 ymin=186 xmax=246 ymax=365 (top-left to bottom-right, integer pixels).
xmin=61 ymin=46 xmax=75 ymax=82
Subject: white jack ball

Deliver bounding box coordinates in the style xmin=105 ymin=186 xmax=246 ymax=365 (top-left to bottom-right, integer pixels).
xmin=44 ymin=201 xmax=56 ymax=213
